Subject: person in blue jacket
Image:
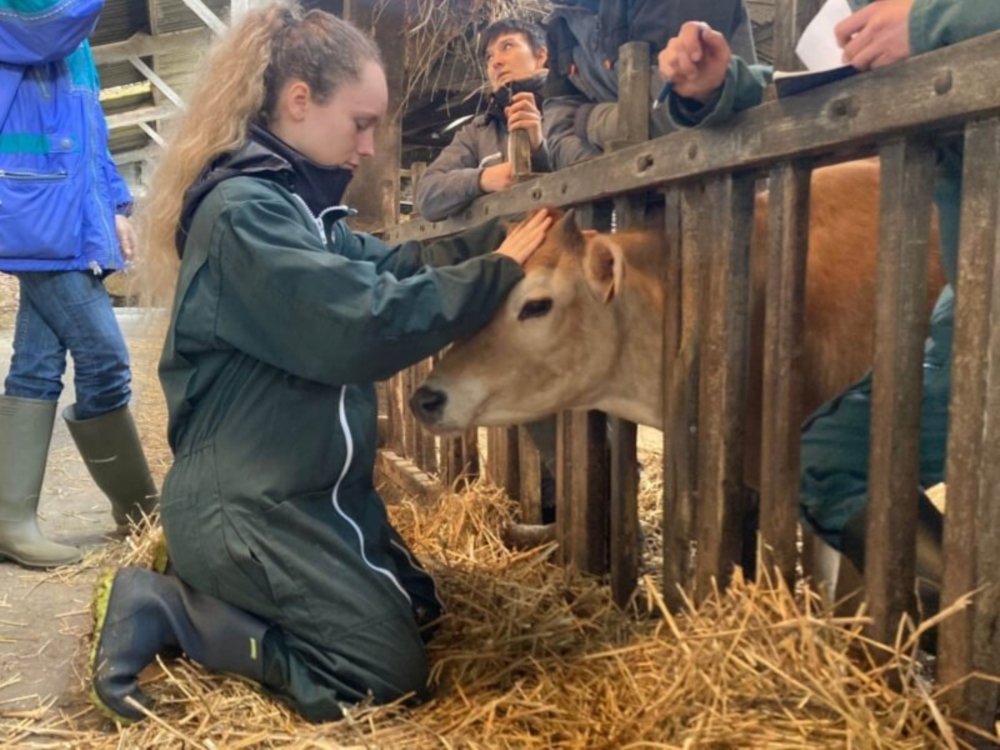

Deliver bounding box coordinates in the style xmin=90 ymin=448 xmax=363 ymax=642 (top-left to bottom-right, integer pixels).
xmin=658 ymin=0 xmax=1000 ymax=620
xmin=0 ymin=0 xmax=159 ymax=569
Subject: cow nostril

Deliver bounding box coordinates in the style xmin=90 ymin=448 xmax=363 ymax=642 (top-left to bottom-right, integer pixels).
xmin=410 ymin=386 xmax=448 ymax=422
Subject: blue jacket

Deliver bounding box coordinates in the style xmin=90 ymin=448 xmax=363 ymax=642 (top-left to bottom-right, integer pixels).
xmin=0 ymin=0 xmax=131 ymax=274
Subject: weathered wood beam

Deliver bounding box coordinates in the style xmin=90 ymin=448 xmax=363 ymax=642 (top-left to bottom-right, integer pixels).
xmin=758 ymin=160 xmax=811 ymax=585
xmin=381 ymin=29 xmax=1000 ymax=243
xmin=113 ymin=146 xmax=159 ymax=165
xmin=343 ymin=0 xmax=405 ymax=231
xmin=92 ymin=29 xmax=211 ymax=66
xmin=129 ymin=56 xmax=185 ymax=109
xmin=106 ymin=104 xmax=177 ymax=130
xmin=178 ymin=0 xmax=228 ymax=35
xmin=865 ymin=137 xmax=937 ymax=645
xmin=938 ymin=116 xmax=1000 ymax=739
xmin=137 ymin=121 xmax=166 ymax=147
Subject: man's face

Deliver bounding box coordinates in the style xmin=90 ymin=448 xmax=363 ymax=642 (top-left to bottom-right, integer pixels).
xmin=484 ymin=32 xmax=547 ymax=92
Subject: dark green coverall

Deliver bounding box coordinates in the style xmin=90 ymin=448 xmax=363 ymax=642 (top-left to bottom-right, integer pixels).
xmin=158 ymin=127 xmax=523 ymax=720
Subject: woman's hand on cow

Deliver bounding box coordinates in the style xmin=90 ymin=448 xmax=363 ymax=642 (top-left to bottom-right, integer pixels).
xmin=505 ymin=92 xmax=544 ymax=153
xmin=495 ymin=209 xmax=553 ymax=266
xmin=658 ymin=22 xmax=731 ymax=102
xmin=836 ymin=0 xmax=913 ymax=71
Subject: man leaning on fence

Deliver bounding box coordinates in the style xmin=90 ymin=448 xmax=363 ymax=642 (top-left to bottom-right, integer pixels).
xmin=542 ymin=0 xmax=757 ymax=170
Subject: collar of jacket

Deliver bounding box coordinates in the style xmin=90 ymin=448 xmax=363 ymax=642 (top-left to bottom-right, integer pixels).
xmin=482 ymin=73 xmax=547 ymax=127
xmin=175 ymin=124 xmax=356 ymax=258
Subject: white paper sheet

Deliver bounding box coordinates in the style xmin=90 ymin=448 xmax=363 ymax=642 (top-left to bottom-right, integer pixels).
xmin=795 ymin=0 xmax=853 ymax=71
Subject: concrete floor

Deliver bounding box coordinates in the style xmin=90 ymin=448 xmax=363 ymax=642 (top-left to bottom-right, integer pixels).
xmin=0 ymin=311 xmax=158 ymax=714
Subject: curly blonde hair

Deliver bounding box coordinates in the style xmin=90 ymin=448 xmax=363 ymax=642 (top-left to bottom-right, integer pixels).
xmin=136 ymin=2 xmax=381 ymax=307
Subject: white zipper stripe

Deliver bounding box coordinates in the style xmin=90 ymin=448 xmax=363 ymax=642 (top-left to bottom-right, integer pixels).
xmin=331 ymin=387 xmax=411 ymax=603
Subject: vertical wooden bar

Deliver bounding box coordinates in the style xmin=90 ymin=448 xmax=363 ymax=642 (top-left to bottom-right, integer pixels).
xmin=695 ymin=172 xmax=756 ymax=599
xmin=402 ymin=366 xmax=418 ymax=461
xmin=412 ymin=359 xmax=436 ymax=473
xmin=563 ymin=202 xmax=613 ymax=576
xmin=556 ymin=412 xmax=575 ymax=565
xmin=342 ymin=0 xmax=403 ymax=232
xmin=462 ymin=428 xmax=480 ymax=482
xmin=759 ymin=161 xmax=811 ymax=584
xmin=410 ymin=161 xmax=427 ymax=217
xmin=939 ymin=117 xmax=1000 ymax=737
xmin=518 ymin=426 xmax=543 ymax=524
xmin=865 ymin=138 xmax=936 ymax=646
xmin=606 ymin=41 xmax=649 ymax=606
xmin=772 ymin=0 xmax=826 ymax=71
xmin=661 ymin=187 xmax=695 ymax=611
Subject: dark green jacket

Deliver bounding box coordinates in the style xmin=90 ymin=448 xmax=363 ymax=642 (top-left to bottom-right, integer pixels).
xmin=159 ymin=151 xmax=521 ymax=614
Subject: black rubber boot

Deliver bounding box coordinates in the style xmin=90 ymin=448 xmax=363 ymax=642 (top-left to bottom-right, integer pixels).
xmin=841 ymin=491 xmax=943 ymax=645
xmin=63 ymin=404 xmax=159 ymax=534
xmin=90 ymin=567 xmax=272 ymax=723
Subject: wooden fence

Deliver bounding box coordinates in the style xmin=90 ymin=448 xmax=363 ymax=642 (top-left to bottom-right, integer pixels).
xmin=374 ymin=9 xmax=1000 ymax=740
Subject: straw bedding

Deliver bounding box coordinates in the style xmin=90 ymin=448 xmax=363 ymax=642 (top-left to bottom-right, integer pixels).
xmin=0 ymin=316 xmax=986 ymax=749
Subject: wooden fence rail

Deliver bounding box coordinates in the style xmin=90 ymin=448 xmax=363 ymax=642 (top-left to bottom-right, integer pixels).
xmin=373 ymin=23 xmax=1000 ymax=740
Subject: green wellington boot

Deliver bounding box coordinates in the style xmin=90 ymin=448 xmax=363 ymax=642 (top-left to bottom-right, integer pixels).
xmin=63 ymin=404 xmax=159 ymax=534
xmin=0 ymin=395 xmax=82 ymax=567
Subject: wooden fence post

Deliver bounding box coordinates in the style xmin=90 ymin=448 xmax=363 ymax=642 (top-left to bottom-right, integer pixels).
xmin=558 ymin=202 xmax=612 ymax=575
xmin=758 ymin=160 xmax=811 ymax=585
xmin=694 ymin=172 xmax=756 ymax=600
xmin=607 ymin=41 xmax=648 ymax=606
xmin=865 ymin=137 xmax=936 ymax=646
xmin=938 ymin=117 xmax=1000 ymax=739
xmin=410 ymin=160 xmax=427 ymax=217
xmin=661 ymin=186 xmax=697 ymax=612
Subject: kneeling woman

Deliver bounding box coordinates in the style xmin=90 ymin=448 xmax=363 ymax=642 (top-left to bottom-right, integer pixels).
xmin=89 ymin=3 xmax=551 ymax=723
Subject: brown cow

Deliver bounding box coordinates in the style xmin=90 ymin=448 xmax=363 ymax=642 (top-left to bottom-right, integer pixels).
xmin=411 ymin=159 xmax=945 ymax=483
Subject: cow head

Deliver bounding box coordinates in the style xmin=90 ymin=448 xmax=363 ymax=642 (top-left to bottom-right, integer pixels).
xmin=410 ymin=209 xmax=660 ymax=434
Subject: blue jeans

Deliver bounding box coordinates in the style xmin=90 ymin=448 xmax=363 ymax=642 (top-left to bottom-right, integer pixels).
xmin=4 ymin=272 xmax=131 ymax=420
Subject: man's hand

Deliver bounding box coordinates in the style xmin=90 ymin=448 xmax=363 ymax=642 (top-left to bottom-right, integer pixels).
xmin=837 ymin=0 xmax=914 ymax=71
xmin=495 ymin=208 xmax=553 ymax=266
xmin=505 ymin=92 xmax=544 ymax=152
xmin=658 ymin=22 xmax=732 ymax=102
xmin=115 ymin=214 xmax=137 ymax=262
xmin=479 ymin=162 xmax=514 ymax=193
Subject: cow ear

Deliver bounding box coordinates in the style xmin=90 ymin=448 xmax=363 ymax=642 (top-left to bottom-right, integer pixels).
xmin=583 ymin=236 xmax=624 ymax=303
xmin=553 ymin=208 xmax=585 ymax=251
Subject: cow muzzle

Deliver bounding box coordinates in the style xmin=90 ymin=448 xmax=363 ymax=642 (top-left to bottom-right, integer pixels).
xmin=409 ymin=385 xmax=448 ymax=427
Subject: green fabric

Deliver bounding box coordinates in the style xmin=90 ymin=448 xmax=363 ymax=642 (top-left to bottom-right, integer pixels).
xmin=0 ymin=0 xmax=66 ymax=13
xmin=0 ymin=134 xmax=50 ymax=154
xmin=66 ymin=42 xmax=99 ymax=91
xmin=799 ymin=287 xmax=953 ymax=550
xmin=158 ymin=173 xmax=521 ymax=719
xmin=909 ymin=0 xmax=1000 ymax=55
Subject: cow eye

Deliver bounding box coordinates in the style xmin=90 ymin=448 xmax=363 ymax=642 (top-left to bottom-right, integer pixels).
xmin=518 ymin=298 xmax=553 ymax=321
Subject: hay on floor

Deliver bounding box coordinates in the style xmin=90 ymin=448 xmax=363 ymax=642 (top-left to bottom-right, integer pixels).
xmin=1 ymin=476 xmax=983 ymax=749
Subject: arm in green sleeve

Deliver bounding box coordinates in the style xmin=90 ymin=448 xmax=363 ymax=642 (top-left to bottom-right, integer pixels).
xmin=336 ymin=217 xmax=510 ymax=278
xmin=667 ymin=56 xmax=773 ymax=129
xmin=213 ymin=193 xmax=524 ymax=387
xmin=909 ymin=0 xmax=1000 ymax=54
